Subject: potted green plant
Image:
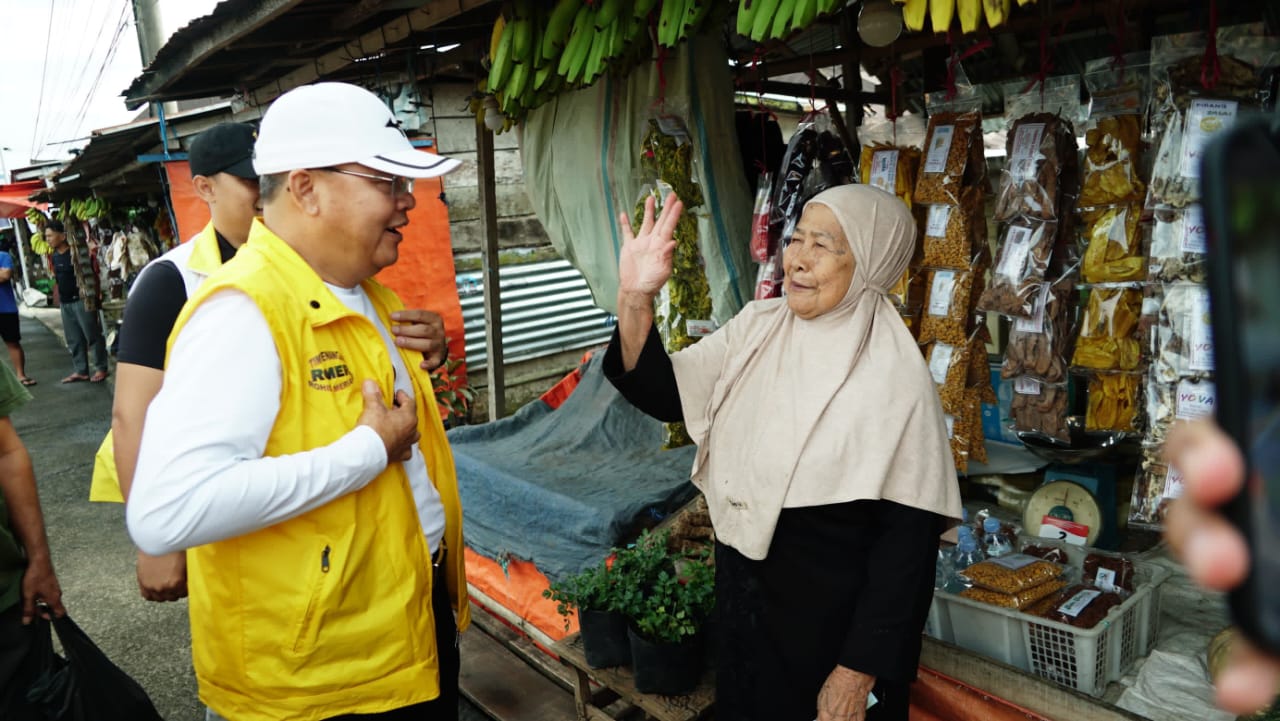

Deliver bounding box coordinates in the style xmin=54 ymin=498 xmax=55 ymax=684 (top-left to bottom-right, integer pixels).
xmin=543 ymin=557 xmax=631 ymax=668
xmin=619 ymin=534 xmax=715 ymax=695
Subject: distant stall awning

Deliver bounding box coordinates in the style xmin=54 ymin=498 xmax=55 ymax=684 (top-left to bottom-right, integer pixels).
xmin=0 ymin=182 xmax=48 ymax=219
xmin=122 ymin=0 xmax=495 ymax=111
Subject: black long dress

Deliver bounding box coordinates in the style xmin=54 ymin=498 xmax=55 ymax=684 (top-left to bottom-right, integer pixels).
xmin=603 ymin=328 xmax=944 ymax=721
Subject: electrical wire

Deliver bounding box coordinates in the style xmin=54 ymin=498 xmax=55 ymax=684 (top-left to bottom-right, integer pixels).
xmin=28 ymin=0 xmax=59 ymax=156
xmin=38 ymin=0 xmax=118 ymax=152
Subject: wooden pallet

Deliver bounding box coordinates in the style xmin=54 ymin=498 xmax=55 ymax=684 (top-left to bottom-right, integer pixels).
xmin=553 ymin=633 xmax=715 ymax=721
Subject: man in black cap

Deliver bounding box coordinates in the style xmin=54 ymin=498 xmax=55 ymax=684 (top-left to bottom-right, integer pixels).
xmin=46 ymin=219 xmax=108 ymax=384
xmin=102 ymin=121 xmax=262 ymax=602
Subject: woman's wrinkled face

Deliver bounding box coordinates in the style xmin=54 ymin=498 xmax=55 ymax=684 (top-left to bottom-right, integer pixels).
xmin=783 ymin=204 xmax=855 ymax=319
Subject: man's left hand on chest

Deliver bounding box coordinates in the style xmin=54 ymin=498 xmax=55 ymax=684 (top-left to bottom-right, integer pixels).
xmin=391 ymin=309 xmax=447 ymax=372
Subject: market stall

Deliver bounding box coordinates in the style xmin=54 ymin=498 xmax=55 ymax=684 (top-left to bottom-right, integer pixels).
xmin=449 ymin=0 xmax=1280 ymax=719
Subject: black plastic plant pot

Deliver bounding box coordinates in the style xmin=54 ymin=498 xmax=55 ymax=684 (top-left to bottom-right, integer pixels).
xmin=627 ymin=626 xmax=703 ymax=695
xmin=579 ymin=609 xmax=631 ymax=669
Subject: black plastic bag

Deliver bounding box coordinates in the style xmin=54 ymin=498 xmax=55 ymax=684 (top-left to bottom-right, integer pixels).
xmin=26 ymin=615 xmax=164 ymax=721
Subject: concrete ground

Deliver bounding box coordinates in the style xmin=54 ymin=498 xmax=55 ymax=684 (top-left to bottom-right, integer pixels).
xmin=11 ymin=309 xmax=490 ymax=721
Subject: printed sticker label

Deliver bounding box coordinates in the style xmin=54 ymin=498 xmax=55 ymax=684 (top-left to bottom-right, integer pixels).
xmin=925 ymin=125 xmax=956 ymax=173
xmin=870 ymin=150 xmax=899 ymax=193
xmin=1058 ymin=589 xmax=1103 ymax=618
xmin=926 ymin=205 xmax=952 ymax=238
xmin=928 ymin=271 xmax=958 ymax=317
xmin=929 ymin=344 xmax=955 ymax=384
xmin=997 ymin=226 xmax=1034 ymax=280
xmin=1176 ymin=379 xmax=1216 ymax=420
xmin=1181 ymin=205 xmax=1208 ymax=254
xmin=1009 ymin=123 xmax=1047 ymax=180
xmin=1181 ymin=99 xmax=1239 ymax=178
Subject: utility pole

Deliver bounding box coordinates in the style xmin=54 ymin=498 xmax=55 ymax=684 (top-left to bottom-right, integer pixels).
xmin=132 ymin=0 xmax=165 ymax=66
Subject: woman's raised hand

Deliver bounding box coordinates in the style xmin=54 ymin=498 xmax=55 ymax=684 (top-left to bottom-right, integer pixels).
xmin=618 ymin=193 xmax=683 ymax=298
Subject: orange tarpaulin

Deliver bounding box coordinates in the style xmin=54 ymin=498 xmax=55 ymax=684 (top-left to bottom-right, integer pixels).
xmin=464 ymin=546 xmax=576 ymax=644
xmin=909 ymin=667 xmax=1055 ymax=721
xmin=163 ymin=161 xmax=209 ymax=241
xmin=162 ymin=156 xmax=464 ymax=372
xmin=0 ymin=181 xmax=48 ymax=218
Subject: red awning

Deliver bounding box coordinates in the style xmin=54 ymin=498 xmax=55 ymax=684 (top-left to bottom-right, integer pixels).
xmin=0 ymin=181 xmax=48 ymax=218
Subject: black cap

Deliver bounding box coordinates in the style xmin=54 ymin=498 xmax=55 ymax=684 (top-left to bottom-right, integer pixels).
xmin=45 ymin=220 xmax=65 ymax=233
xmin=189 ymin=122 xmax=257 ymax=179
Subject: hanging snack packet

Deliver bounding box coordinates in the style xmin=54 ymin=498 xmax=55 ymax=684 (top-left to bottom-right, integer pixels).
xmin=1001 ymin=273 xmax=1077 ymax=385
xmin=1130 ymin=449 xmax=1182 ymax=527
xmin=913 ymin=110 xmax=984 ymax=206
xmin=1080 ymin=56 xmax=1149 ymax=207
xmin=925 ymin=340 xmax=972 ymax=415
xmin=1148 ymin=206 xmax=1208 ymax=283
xmin=1011 ymin=377 xmax=1072 ymax=443
xmin=920 ymin=199 xmax=984 ymax=270
xmin=978 ymin=217 xmax=1057 ymax=318
xmin=749 ymin=172 xmax=774 ymax=263
xmin=1071 ymin=285 xmax=1143 ymax=371
xmin=1085 ymin=372 xmax=1142 ymax=433
xmin=994 ymin=113 xmax=1077 ymax=222
xmin=1152 ymin=282 xmax=1214 ymax=382
xmin=860 ymin=143 xmax=923 ymax=209
xmin=1080 ymin=204 xmax=1146 ymax=283
xmin=919 ymin=268 xmax=981 ymax=345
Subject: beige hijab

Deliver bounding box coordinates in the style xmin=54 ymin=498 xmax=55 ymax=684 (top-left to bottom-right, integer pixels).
xmin=670 ymin=185 xmax=962 ymax=560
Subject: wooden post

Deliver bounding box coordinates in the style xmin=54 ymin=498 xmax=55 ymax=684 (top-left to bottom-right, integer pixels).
xmin=476 ymin=119 xmax=505 ymax=421
xmin=840 ymin=11 xmax=864 ymax=144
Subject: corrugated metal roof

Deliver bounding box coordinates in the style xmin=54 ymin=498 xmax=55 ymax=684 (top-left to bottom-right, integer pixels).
xmin=457 ymin=260 xmax=614 ymax=370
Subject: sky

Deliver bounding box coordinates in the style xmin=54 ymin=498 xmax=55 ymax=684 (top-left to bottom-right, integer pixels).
xmin=0 ymin=0 xmax=220 ymax=177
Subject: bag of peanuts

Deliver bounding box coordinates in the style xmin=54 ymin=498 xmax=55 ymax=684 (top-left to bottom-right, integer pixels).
xmin=960 ymin=554 xmax=1065 ymax=594
xmin=961 ymin=579 xmax=1068 ymax=610
xmin=919 ymin=267 xmax=982 ymax=346
xmin=924 ymin=340 xmax=971 ymax=413
xmin=913 ymin=99 xmax=986 ymax=207
xmin=920 ymin=194 xmax=986 ymax=270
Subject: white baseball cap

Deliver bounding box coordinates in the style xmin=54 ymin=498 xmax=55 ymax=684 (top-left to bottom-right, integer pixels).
xmin=252 ymin=82 xmax=461 ymax=178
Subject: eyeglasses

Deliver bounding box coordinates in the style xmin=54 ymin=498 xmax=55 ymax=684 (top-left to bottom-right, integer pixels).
xmin=318 ymin=167 xmax=415 ymax=196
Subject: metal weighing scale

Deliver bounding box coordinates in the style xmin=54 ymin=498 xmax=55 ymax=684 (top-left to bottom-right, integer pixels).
xmin=1022 ymin=463 xmax=1119 ymax=550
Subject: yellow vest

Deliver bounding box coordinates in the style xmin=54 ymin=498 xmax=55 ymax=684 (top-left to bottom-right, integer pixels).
xmin=90 ymin=222 xmax=227 ymax=503
xmin=175 ymin=220 xmax=469 ymax=721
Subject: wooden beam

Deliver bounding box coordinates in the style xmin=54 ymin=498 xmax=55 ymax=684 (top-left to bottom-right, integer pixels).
xmin=756 ymin=81 xmax=887 ymax=106
xmin=476 ymin=118 xmax=505 ymax=421
xmin=919 ymin=637 xmax=1149 ymax=721
xmin=125 ymin=0 xmax=306 ymax=109
xmin=247 ymin=0 xmax=491 ymax=108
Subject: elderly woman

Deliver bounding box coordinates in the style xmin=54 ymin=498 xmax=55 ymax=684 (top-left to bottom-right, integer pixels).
xmin=603 ymin=185 xmax=962 ymax=721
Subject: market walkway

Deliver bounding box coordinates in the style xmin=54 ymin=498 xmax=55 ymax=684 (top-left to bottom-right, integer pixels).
xmin=10 ymin=312 xmax=198 ymax=717
xmin=11 ymin=312 xmax=494 ymax=720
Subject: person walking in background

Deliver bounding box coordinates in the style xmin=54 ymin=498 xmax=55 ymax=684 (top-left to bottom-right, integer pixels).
xmin=0 ymin=360 xmax=66 ymax=717
xmin=45 ymin=220 xmax=108 ymax=383
xmin=0 ymin=243 xmax=34 ymax=386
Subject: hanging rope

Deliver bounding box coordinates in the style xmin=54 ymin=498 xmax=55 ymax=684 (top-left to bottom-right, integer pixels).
xmin=1201 ymin=0 xmax=1221 ymax=90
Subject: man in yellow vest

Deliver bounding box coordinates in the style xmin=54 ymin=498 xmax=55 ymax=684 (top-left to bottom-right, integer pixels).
xmin=127 ymin=83 xmax=468 ymax=721
xmin=97 ymin=122 xmax=449 ymax=608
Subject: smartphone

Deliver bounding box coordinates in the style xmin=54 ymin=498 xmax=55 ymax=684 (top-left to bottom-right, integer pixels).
xmin=1201 ymin=114 xmax=1280 ymax=657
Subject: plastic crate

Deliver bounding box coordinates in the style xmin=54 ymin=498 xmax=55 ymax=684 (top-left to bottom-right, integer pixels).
xmin=926 ymin=540 xmax=1170 ymax=697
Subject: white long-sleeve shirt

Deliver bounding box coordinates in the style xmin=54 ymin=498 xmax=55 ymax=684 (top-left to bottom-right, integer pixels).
xmin=127 ymin=286 xmax=446 ymax=557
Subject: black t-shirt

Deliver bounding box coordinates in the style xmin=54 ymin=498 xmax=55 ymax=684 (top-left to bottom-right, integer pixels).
xmin=51 ymin=250 xmax=79 ymax=303
xmin=116 ymin=233 xmax=237 ymax=370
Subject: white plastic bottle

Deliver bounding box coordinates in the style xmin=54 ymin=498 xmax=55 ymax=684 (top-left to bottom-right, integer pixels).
xmin=982 ymin=517 xmax=1014 ymax=558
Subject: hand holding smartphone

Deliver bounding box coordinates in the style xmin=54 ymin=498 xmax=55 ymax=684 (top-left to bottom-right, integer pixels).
xmin=1201 ymin=114 xmax=1280 ymax=657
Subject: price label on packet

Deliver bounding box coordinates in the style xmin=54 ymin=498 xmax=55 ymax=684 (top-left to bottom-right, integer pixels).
xmin=1009 ymin=123 xmax=1046 ymax=180
xmin=1188 ymin=287 xmax=1214 ymax=372
xmin=997 ymin=226 xmax=1034 ymax=280
xmin=1180 ymin=99 xmax=1239 ymax=178
xmin=685 ymin=319 xmax=717 ymax=338
xmin=870 ymin=150 xmax=898 ymax=193
xmin=1163 ymin=465 xmax=1186 ymax=499
xmin=925 ymin=205 xmax=951 ymax=238
xmin=924 ymin=125 xmax=956 ymax=173
xmin=1014 ymin=282 xmax=1052 ymax=333
xmin=928 ymin=271 xmax=957 ymax=317
xmin=1175 ymin=379 xmax=1216 ymax=420
xmin=928 ymin=344 xmax=955 ymax=384
xmin=1014 ymin=377 xmax=1041 ymax=395
xmin=1039 ymin=516 xmax=1090 ymax=546
xmin=1181 ymin=205 xmax=1208 ymax=254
